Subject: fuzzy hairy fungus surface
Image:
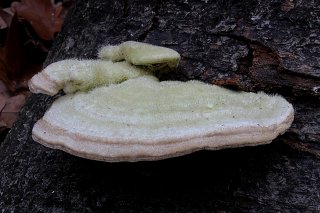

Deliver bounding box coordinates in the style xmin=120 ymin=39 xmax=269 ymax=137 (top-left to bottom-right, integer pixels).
xmin=98 ymin=41 xmax=181 ymax=70
xmin=28 ymin=60 xmax=150 ymax=96
xmin=29 ymin=41 xmax=294 ymax=162
xmin=32 ymin=76 xmax=294 ymax=162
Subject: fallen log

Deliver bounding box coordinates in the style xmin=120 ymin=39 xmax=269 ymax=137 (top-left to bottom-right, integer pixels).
xmin=0 ymin=0 xmax=319 ymax=211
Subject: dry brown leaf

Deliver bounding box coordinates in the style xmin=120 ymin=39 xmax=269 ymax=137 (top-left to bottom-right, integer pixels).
xmin=11 ymin=0 xmax=66 ymax=40
xmin=0 ymin=92 xmax=29 ymax=130
xmin=0 ymin=15 xmax=28 ymax=92
xmin=0 ymin=0 xmax=74 ymax=136
xmin=0 ymin=94 xmax=7 ymax=111
xmin=0 ymin=13 xmax=46 ymax=92
xmin=0 ymin=81 xmax=10 ymax=109
xmin=2 ymin=93 xmax=28 ymax=112
xmin=0 ymin=7 xmax=13 ymax=29
xmin=0 ymin=15 xmax=42 ymax=133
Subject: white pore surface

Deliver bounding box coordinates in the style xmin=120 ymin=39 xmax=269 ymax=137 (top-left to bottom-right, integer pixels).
xmin=33 ymin=76 xmax=294 ymax=162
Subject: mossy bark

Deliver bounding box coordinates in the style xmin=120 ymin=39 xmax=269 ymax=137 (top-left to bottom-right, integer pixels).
xmin=1 ymin=0 xmax=319 ymax=211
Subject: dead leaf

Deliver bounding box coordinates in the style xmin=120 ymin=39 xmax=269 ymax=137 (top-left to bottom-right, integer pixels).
xmin=0 ymin=94 xmax=7 ymax=111
xmin=0 ymin=0 xmax=74 ymax=137
xmin=0 ymin=13 xmax=47 ymax=92
xmin=0 ymin=92 xmax=29 ymax=129
xmin=2 ymin=93 xmax=28 ymax=112
xmin=0 ymin=80 xmax=10 ymax=110
xmin=0 ymin=7 xmax=13 ymax=29
xmin=11 ymin=0 xmax=66 ymax=40
xmin=0 ymin=15 xmax=28 ymax=91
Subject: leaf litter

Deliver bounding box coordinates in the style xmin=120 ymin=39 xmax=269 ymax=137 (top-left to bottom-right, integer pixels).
xmin=0 ymin=0 xmax=75 ymax=142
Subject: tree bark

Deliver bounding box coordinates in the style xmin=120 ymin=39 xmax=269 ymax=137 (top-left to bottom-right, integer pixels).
xmin=0 ymin=0 xmax=319 ymax=211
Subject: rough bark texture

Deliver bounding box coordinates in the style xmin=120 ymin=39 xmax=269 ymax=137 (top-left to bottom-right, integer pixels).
xmin=1 ymin=0 xmax=319 ymax=211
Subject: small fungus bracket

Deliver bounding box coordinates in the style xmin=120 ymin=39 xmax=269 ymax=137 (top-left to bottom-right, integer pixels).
xmin=98 ymin=41 xmax=181 ymax=70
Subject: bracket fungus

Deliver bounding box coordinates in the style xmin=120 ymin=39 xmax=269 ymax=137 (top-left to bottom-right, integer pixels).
xmin=29 ymin=41 xmax=294 ymax=162
xmin=98 ymin=41 xmax=181 ymax=70
xmin=28 ymin=60 xmax=150 ymax=96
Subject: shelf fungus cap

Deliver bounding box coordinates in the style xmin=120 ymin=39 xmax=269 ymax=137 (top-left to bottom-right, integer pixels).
xmin=32 ymin=76 xmax=294 ymax=162
xmin=98 ymin=41 xmax=181 ymax=69
xmin=28 ymin=59 xmax=150 ymax=96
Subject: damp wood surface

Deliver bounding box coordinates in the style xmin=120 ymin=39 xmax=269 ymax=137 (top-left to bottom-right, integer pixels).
xmin=0 ymin=0 xmax=319 ymax=211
